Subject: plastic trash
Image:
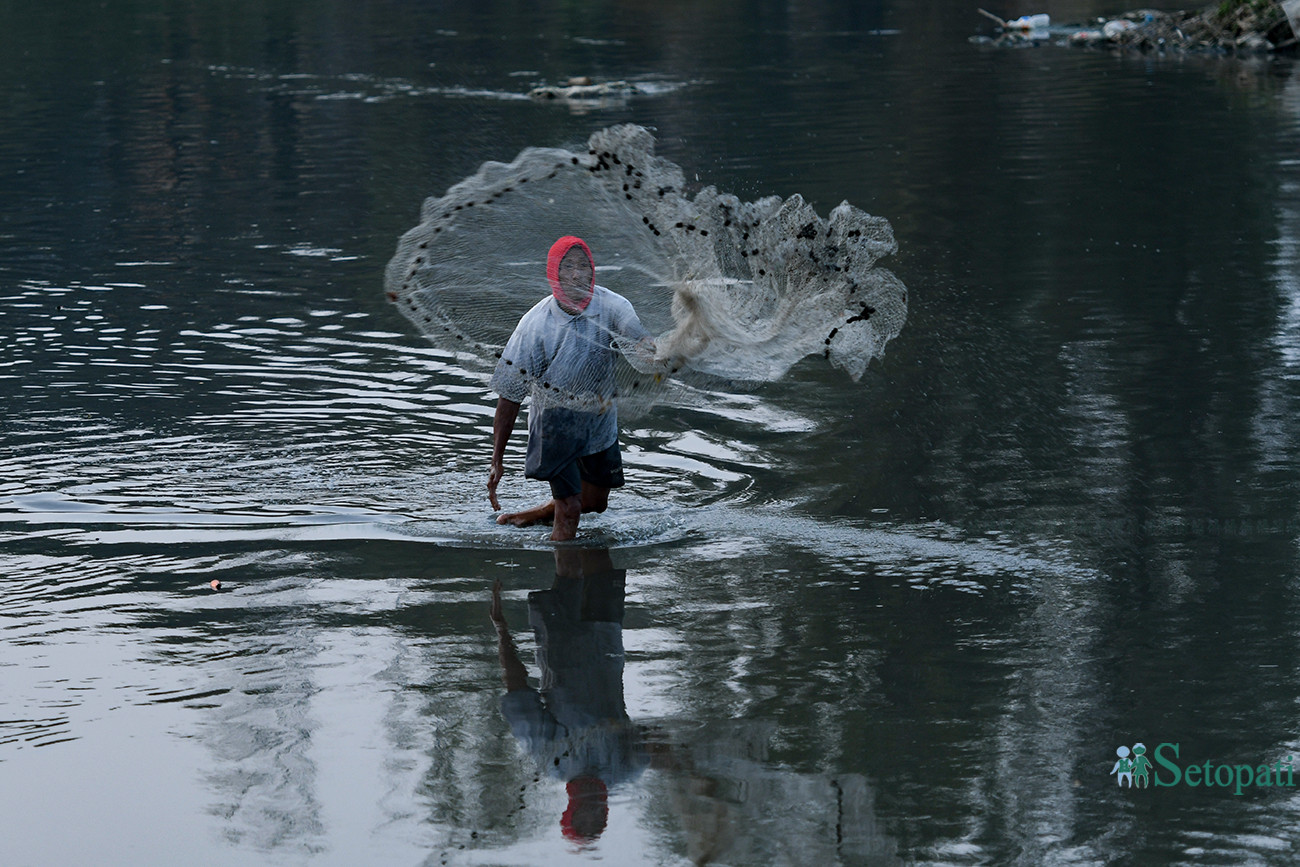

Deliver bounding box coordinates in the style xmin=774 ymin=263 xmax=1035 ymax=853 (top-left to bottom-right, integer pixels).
xmin=1284 ymin=0 xmax=1300 ymax=39
xmin=1102 ymin=19 xmax=1137 ymax=39
xmin=1006 ymin=13 xmax=1050 ymax=31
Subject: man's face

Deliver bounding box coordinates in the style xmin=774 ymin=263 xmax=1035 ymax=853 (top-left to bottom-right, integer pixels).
xmin=557 ymin=247 xmax=593 ymax=310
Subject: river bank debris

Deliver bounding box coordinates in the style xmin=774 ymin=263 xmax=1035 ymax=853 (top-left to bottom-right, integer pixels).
xmin=977 ymin=0 xmax=1300 ymax=53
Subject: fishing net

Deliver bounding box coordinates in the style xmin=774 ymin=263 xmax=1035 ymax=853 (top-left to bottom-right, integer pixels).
xmin=384 ymin=124 xmax=907 ymax=416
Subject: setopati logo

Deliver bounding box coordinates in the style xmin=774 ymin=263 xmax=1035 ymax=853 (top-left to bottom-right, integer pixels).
xmin=1110 ymin=743 xmax=1154 ymax=787
xmin=1111 ymin=742 xmax=1296 ymax=795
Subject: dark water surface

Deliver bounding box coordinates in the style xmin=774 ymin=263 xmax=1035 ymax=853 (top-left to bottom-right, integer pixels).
xmin=4 ymin=1 xmax=1300 ymax=864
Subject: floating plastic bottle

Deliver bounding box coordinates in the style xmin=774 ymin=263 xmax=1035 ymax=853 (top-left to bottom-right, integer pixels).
xmin=1006 ymin=13 xmax=1050 ymax=31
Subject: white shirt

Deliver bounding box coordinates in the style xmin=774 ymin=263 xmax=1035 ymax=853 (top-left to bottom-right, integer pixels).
xmin=491 ymin=285 xmax=650 ymax=478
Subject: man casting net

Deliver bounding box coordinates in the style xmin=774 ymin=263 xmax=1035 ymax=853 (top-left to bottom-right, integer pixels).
xmin=384 ymin=124 xmax=908 ymax=537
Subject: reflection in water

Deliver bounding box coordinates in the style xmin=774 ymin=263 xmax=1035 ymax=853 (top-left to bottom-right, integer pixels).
xmin=5 ymin=2 xmax=1300 ymax=864
xmin=1254 ymin=68 xmax=1300 ymax=532
xmin=489 ymin=547 xmax=900 ymax=865
xmin=490 ymin=548 xmax=645 ymax=845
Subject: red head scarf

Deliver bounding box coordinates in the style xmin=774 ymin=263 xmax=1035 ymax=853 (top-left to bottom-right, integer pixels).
xmin=560 ymin=776 xmax=608 ymax=843
xmin=547 ymin=236 xmax=595 ymax=312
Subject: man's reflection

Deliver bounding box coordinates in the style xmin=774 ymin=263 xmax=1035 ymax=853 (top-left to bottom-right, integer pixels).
xmin=487 ymin=547 xmax=901 ymax=864
xmin=489 ymin=547 xmax=648 ymax=844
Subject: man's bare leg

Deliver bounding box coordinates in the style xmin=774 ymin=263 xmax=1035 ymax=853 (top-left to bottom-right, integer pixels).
xmin=495 ymin=483 xmax=611 ymax=528
xmin=499 ymin=481 xmax=611 ymax=536
xmin=497 ymin=500 xmax=555 ymax=527
xmin=578 ymin=481 xmax=610 ymax=515
xmin=550 ymin=483 xmax=611 ymax=541
xmin=551 ymin=494 xmax=582 ymax=541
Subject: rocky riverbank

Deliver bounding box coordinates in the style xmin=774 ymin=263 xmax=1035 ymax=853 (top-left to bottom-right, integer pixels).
xmin=1074 ymin=0 xmax=1298 ymax=52
xmin=979 ymin=0 xmax=1300 ymax=53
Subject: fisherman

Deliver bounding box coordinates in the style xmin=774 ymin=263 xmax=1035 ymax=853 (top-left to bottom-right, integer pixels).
xmin=487 ymin=236 xmax=656 ymax=541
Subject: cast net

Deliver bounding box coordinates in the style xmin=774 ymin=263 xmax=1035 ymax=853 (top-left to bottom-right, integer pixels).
xmin=384 ymin=124 xmax=907 ymax=416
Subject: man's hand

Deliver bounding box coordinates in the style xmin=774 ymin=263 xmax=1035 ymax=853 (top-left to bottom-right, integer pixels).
xmin=487 ymin=459 xmax=504 ymax=511
xmin=620 ymin=335 xmax=671 ymax=375
xmin=489 ymin=579 xmax=506 ymax=629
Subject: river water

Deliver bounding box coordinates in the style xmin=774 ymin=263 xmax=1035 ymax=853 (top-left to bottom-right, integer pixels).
xmin=3 ymin=1 xmax=1300 ymax=865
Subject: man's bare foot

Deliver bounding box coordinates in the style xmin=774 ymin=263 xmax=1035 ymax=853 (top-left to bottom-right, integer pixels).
xmin=497 ymin=501 xmax=555 ymax=527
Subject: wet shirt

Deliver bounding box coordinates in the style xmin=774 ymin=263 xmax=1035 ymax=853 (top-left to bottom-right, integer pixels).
xmin=491 ymin=286 xmax=650 ymax=478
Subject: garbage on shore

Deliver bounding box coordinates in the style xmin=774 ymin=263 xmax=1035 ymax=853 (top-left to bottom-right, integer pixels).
xmin=976 ymin=0 xmax=1300 ymax=53
xmin=978 ymin=8 xmax=1052 ymax=40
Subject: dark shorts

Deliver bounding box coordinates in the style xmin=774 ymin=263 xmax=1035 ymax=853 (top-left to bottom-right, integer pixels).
xmin=546 ymin=441 xmax=625 ymax=500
